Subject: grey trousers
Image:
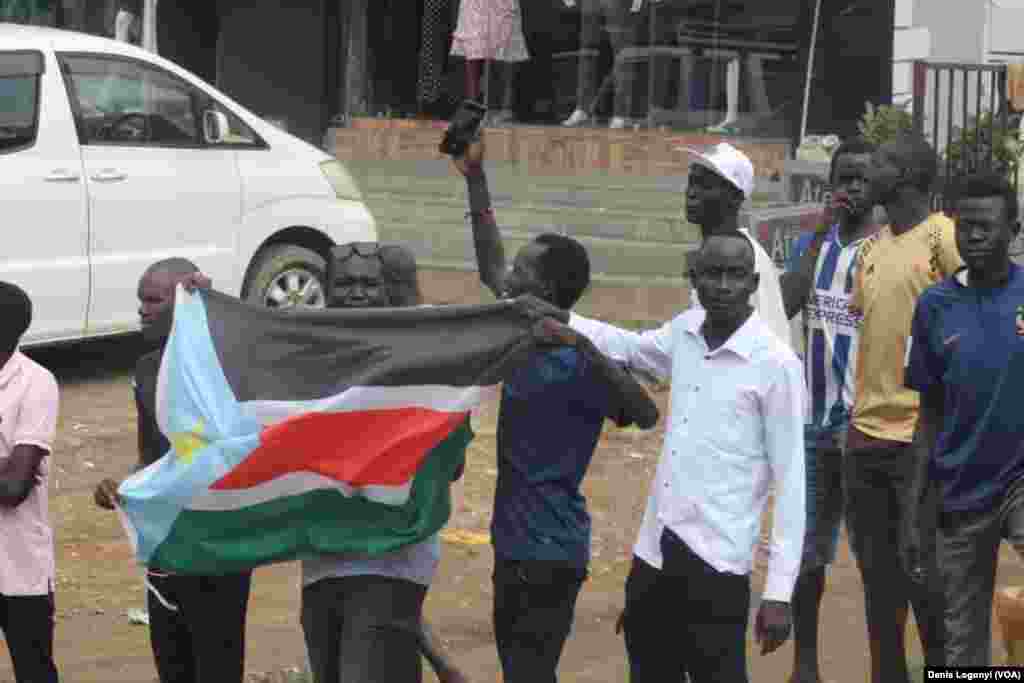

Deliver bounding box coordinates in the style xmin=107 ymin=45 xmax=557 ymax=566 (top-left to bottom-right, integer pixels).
xmin=301 ymin=575 xmax=427 ymax=683
xmin=938 ymin=476 xmax=1024 ymax=666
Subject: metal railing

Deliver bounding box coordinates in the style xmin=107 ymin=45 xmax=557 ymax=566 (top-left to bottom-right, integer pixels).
xmin=911 ymin=60 xmax=1016 ymax=210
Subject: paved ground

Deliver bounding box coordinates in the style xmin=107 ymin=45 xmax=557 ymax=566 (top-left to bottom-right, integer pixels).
xmin=3 ymin=331 xmax=1024 ymax=682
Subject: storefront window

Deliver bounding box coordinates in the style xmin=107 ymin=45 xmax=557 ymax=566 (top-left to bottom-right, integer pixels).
xmin=1 ymin=1 xmax=147 ymax=44
xmin=362 ymin=0 xmax=813 ymax=140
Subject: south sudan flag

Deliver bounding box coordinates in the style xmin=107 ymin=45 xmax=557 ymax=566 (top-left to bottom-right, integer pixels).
xmin=118 ymin=286 xmax=535 ymax=574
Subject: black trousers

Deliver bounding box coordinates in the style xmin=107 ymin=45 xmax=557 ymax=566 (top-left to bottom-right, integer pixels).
xmin=623 ymin=530 xmax=751 ymax=683
xmin=147 ymin=570 xmax=252 ymax=683
xmin=301 ymin=575 xmax=428 ymax=683
xmin=492 ymin=558 xmax=588 ymax=683
xmin=844 ymin=446 xmax=945 ymax=677
xmin=0 ymin=592 xmax=59 ymax=683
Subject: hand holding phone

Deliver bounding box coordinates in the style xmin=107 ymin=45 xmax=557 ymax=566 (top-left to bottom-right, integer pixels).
xmin=440 ymin=100 xmax=487 ymax=157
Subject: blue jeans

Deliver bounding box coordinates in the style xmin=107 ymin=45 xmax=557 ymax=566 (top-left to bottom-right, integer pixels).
xmin=801 ymin=427 xmax=845 ymax=572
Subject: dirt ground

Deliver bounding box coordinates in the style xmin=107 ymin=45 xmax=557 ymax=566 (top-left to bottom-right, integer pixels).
xmin=4 ymin=335 xmax=1024 ymax=683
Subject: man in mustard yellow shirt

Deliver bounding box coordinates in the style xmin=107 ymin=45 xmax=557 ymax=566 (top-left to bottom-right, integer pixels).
xmin=845 ymin=135 xmax=961 ymax=682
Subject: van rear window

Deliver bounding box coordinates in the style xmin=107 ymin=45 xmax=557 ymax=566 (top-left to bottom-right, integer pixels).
xmin=0 ymin=52 xmax=43 ymax=153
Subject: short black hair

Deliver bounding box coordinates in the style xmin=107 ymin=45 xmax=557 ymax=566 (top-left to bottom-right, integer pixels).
xmin=145 ymin=257 xmax=199 ymax=280
xmin=829 ymin=138 xmax=876 ymax=185
xmin=952 ymin=171 xmax=1020 ymax=223
xmin=0 ymin=281 xmax=32 ymax=353
xmin=534 ymin=233 xmax=591 ymax=309
xmin=698 ymin=231 xmax=755 ymax=271
xmin=379 ymin=244 xmax=422 ymax=307
xmin=881 ymin=134 xmax=939 ymax=194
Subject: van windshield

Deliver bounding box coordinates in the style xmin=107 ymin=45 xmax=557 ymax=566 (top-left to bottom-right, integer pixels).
xmin=0 ymin=52 xmax=43 ymax=153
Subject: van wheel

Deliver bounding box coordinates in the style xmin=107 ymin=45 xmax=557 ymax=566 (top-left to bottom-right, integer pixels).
xmin=244 ymin=244 xmax=327 ymax=310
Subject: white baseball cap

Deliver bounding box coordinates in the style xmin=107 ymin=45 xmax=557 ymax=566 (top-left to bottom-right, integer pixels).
xmin=679 ymin=142 xmax=755 ymax=198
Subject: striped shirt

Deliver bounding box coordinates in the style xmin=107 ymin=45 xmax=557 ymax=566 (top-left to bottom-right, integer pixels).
xmin=788 ymin=226 xmax=866 ymax=437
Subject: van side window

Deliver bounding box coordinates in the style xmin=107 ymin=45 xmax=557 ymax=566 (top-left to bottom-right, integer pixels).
xmin=60 ymin=55 xmax=200 ymax=147
xmin=0 ymin=51 xmax=44 ymax=154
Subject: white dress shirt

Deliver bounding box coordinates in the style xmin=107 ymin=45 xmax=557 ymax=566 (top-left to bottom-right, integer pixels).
xmin=570 ymin=309 xmax=806 ymax=602
xmin=690 ymin=229 xmax=795 ymax=350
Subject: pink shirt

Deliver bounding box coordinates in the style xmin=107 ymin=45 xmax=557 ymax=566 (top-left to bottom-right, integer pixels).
xmin=0 ymin=351 xmax=59 ymax=596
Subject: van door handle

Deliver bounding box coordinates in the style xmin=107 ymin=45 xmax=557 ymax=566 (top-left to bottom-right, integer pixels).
xmin=90 ymin=169 xmax=127 ymax=182
xmin=44 ymin=169 xmax=81 ymax=182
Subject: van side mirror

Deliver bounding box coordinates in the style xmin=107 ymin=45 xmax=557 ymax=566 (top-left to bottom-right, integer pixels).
xmin=203 ymin=110 xmax=229 ymax=145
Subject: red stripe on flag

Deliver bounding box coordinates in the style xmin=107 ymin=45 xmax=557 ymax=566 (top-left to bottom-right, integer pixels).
xmin=210 ymin=408 xmax=468 ymax=491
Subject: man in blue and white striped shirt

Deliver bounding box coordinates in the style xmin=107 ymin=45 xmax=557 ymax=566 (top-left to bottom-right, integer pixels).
xmin=779 ymin=138 xmax=880 ymax=683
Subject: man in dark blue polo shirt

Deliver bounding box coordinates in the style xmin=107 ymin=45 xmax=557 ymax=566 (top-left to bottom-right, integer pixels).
xmin=451 ymin=134 xmax=660 ymax=683
xmin=905 ymin=172 xmax=1024 ymax=666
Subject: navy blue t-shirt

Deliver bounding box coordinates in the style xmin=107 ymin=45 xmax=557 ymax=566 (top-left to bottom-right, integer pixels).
xmin=491 ymin=347 xmax=618 ymax=567
xmin=906 ymin=264 xmax=1024 ymax=513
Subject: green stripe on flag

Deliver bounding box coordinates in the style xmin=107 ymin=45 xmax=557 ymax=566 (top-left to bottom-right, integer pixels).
xmin=148 ymin=420 xmax=472 ymax=574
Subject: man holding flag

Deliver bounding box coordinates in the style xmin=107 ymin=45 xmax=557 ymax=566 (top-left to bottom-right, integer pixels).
xmin=299 ymin=242 xmax=469 ymax=683
xmin=93 ymin=258 xmax=251 ymax=683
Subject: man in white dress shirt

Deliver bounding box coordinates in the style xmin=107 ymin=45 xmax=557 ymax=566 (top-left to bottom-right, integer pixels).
xmin=564 ymin=232 xmax=806 ymax=681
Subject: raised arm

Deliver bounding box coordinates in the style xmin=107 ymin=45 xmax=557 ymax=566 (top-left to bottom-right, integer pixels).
xmin=453 ymin=138 xmax=508 ymax=298
xmin=779 ymin=229 xmax=828 ymax=320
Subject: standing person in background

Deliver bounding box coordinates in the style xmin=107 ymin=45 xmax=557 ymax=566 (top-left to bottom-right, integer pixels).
xmin=779 ymin=138 xmax=879 ymax=683
xmin=844 ymin=135 xmax=958 ymax=681
xmin=680 ymin=143 xmax=792 ymax=346
xmin=561 ymin=0 xmax=649 ymax=129
xmin=0 ymin=281 xmax=61 ymax=683
xmin=905 ymin=173 xmax=1024 ymax=666
xmin=299 ymin=242 xmax=469 ymax=683
xmin=450 ymin=0 xmax=530 ymax=125
xmin=94 ymin=260 xmax=252 ymax=683
xmin=570 ymin=142 xmax=792 ymax=353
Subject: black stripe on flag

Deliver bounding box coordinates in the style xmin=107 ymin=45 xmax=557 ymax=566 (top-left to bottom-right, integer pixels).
xmin=201 ymin=291 xmax=537 ymax=402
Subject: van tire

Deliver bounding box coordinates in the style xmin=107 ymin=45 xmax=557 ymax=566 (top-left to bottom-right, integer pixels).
xmin=243 ymin=244 xmax=328 ymax=309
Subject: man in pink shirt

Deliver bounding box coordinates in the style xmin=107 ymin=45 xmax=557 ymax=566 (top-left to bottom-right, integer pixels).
xmin=0 ymin=281 xmax=61 ymax=683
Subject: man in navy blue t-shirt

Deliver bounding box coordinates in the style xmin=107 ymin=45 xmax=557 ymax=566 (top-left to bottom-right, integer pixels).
xmin=452 ymin=135 xmax=660 ymax=683
xmin=905 ymin=172 xmax=1024 ymax=666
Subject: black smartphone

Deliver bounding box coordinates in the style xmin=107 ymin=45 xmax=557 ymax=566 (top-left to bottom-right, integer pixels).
xmin=439 ymin=99 xmax=487 ymax=157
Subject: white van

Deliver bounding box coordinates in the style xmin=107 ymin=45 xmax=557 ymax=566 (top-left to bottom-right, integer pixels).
xmin=0 ymin=24 xmax=377 ymax=347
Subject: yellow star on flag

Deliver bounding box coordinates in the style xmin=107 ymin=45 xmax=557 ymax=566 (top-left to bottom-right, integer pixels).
xmin=170 ymin=419 xmax=208 ymax=465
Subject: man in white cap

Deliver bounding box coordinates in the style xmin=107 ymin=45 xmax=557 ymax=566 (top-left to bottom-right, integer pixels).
xmin=679 ymin=142 xmax=791 ymax=346
xmin=571 ymin=142 xmax=792 ymax=353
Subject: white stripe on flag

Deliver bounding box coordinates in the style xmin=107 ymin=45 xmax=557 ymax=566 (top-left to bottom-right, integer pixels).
xmin=185 ymin=471 xmax=412 ymax=512
xmin=240 ymin=384 xmax=499 ymax=425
